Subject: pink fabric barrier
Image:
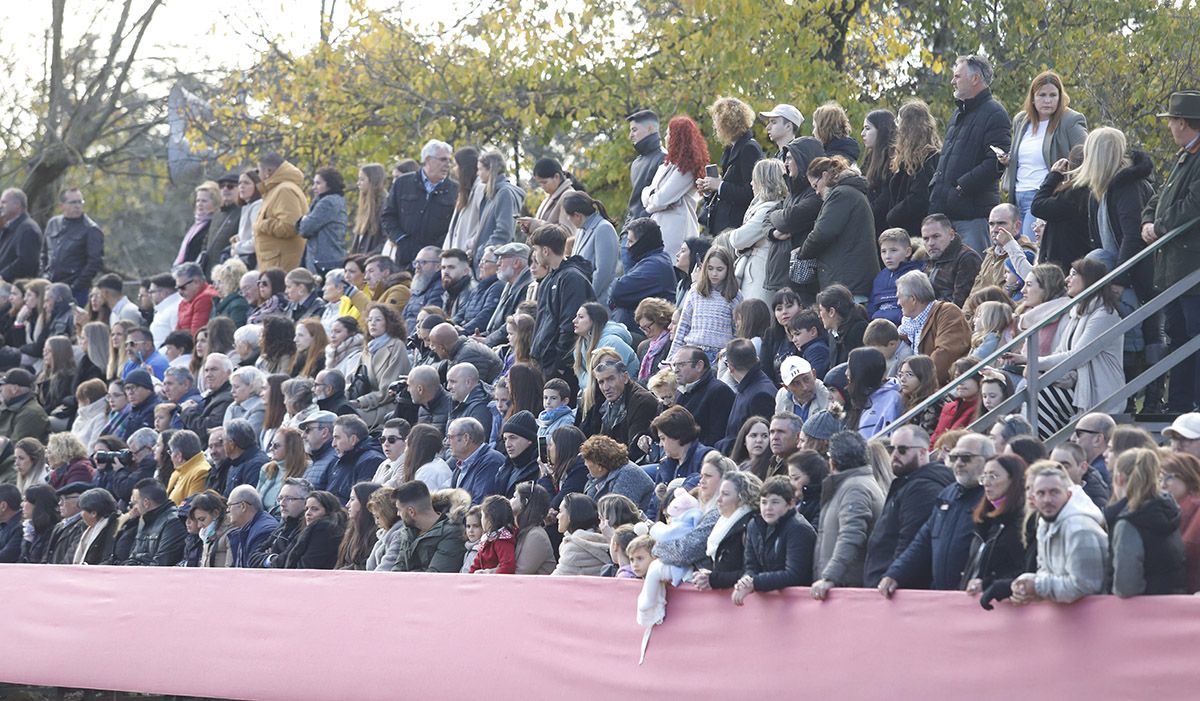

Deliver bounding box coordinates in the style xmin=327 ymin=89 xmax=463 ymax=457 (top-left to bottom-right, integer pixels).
xmin=2 ymin=564 xmax=1199 ymax=699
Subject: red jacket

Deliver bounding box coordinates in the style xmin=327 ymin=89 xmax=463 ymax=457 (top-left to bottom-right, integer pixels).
xmin=177 ymin=284 xmax=219 ymax=336
xmin=930 ymin=397 xmax=978 ymax=447
xmin=469 ymin=526 xmax=518 ymax=574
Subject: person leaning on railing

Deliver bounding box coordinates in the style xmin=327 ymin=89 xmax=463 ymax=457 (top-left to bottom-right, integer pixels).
xmin=1004 ymin=256 xmax=1123 ymax=439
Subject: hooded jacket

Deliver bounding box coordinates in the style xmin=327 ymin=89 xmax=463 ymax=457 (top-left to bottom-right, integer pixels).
xmin=928 ymin=88 xmax=1011 ymax=221
xmin=863 ymin=462 xmax=954 ymax=587
xmin=474 ymin=175 xmax=525 ymax=268
xmin=531 ymin=256 xmax=596 ymax=388
xmin=1086 ymin=149 xmax=1154 ymax=295
xmin=797 ymin=172 xmax=880 ymax=297
xmin=577 ymin=320 xmax=638 ymax=392
xmin=254 ymin=161 xmax=309 ymax=271
xmin=1034 ymin=485 xmax=1109 ymax=602
xmin=392 ymin=513 xmax=466 ymax=573
xmin=1030 ymin=170 xmax=1092 ymax=270
xmin=551 ymin=529 xmax=612 ymax=576
xmin=1110 ymin=493 xmax=1186 ymax=597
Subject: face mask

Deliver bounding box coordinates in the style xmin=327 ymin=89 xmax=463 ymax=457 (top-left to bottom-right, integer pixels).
xmin=202 ymin=521 xmax=217 ymax=539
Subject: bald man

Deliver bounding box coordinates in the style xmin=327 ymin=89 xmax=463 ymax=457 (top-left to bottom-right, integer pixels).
xmin=967 ymin=203 xmax=1037 ymax=301
xmin=407 ymin=365 xmax=452 ymax=434
xmin=446 ymin=362 xmax=492 ymax=440
xmin=427 ymin=322 xmax=502 ymax=383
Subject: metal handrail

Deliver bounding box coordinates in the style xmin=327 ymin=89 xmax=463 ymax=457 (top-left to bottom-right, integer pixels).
xmin=879 ymin=214 xmax=1200 ymax=437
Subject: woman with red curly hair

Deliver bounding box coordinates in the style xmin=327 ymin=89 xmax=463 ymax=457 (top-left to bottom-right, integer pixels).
xmin=641 ymin=115 xmax=708 ymax=259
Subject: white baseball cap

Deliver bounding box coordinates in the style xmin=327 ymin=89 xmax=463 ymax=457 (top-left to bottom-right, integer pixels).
xmin=759 ymin=104 xmax=805 ymax=130
xmin=1163 ymin=413 xmax=1200 ymax=440
xmin=781 ymin=356 xmax=813 ymax=385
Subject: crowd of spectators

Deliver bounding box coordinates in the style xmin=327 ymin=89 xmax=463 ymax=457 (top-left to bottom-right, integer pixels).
xmin=0 ymin=60 xmax=1197 ymax=609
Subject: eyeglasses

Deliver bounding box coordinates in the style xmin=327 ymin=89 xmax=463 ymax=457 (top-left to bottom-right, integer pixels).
xmin=279 ymin=496 xmax=305 ymax=503
xmin=64 ymin=200 xmax=84 ymax=206
xmin=1072 ymin=428 xmax=1101 ymax=437
xmin=978 ymin=473 xmax=1005 ymax=484
xmin=947 ymin=452 xmax=980 ymax=463
xmin=382 ymin=435 xmax=404 ymax=444
xmin=257 ymin=280 xmax=271 ymax=287
xmin=228 ymin=501 xmax=247 ymax=508
xmin=888 ymin=445 xmax=923 ymax=456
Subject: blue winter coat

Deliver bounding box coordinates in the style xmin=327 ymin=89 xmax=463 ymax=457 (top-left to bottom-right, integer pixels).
xmin=227 ymin=509 xmax=280 ymax=567
xmin=868 ymin=260 xmax=925 ymax=325
xmin=453 ymin=443 xmax=507 ymax=505
xmin=884 ymin=482 xmax=984 ymax=589
xmin=715 ymin=366 xmax=777 ymax=455
xmin=857 ymin=379 xmax=904 ymax=439
xmin=327 ymin=437 xmax=385 ymax=502
xmin=608 ymin=249 xmax=674 ymax=331
xmin=454 ymin=275 xmax=503 ymax=335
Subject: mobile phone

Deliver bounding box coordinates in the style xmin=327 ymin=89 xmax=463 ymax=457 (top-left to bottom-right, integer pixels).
xmin=989 ymin=145 xmax=1005 ymax=157
xmin=537 ymin=436 xmax=549 ymax=463
xmin=705 ymin=164 xmax=719 ymax=178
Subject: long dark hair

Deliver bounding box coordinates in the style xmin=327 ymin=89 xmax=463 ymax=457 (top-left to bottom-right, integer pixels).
xmin=845 ymin=347 xmax=887 ymax=429
xmin=306 ymin=490 xmax=348 ymax=531
xmin=862 ymin=109 xmax=897 ymax=190
xmin=24 ymin=484 xmax=59 ymax=533
xmin=453 ymin=147 xmax=479 ymax=210
xmin=1070 ymin=257 xmax=1119 ymax=312
xmin=513 ymin=481 xmax=551 ymax=532
xmin=735 ymin=299 xmax=771 ymax=340
xmin=729 ymin=415 xmax=771 ymax=478
xmin=506 ymin=363 xmax=544 ymax=420
xmin=550 ymin=425 xmax=586 ymax=486
xmin=262 ymin=315 xmax=297 ymax=364
xmin=337 ymin=482 xmax=382 ymax=569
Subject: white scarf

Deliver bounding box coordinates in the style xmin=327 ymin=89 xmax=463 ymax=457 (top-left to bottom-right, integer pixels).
xmin=705 ymin=505 xmax=752 ymax=559
xmin=73 ymin=516 xmax=111 ymax=565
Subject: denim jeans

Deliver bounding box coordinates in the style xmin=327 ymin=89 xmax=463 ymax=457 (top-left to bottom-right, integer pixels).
xmin=951 ymin=218 xmax=989 ymax=255
xmin=1015 ymin=190 xmax=1037 ymax=240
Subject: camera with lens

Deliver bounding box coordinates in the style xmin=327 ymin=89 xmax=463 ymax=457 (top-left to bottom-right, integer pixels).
xmin=93 ymin=449 xmax=133 ymax=467
xmin=389 ymin=376 xmax=412 ymax=405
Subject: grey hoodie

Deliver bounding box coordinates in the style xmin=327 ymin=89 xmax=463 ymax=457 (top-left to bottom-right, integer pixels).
xmin=1034 ymin=485 xmax=1109 ymax=603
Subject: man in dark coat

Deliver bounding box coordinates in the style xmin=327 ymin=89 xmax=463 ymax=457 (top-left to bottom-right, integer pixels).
xmin=1143 ymin=90 xmax=1200 ymax=413
xmin=446 ymin=363 xmax=494 ymax=440
xmin=0 ymin=188 xmax=43 ymax=282
xmin=430 ymin=324 xmax=503 ymax=384
xmin=180 ymin=354 xmax=235 ymax=444
xmin=921 ymin=214 xmax=982 ymax=308
xmin=328 ymin=415 xmax=385 ymax=502
xmin=45 ymin=482 xmax=92 ymax=564
xmin=529 ymin=224 xmax=596 ymax=396
xmin=225 ymin=484 xmax=279 ymax=567
xmin=123 ymin=478 xmax=187 ymax=566
xmin=715 ymin=340 xmax=778 ymax=455
xmin=381 ymin=140 xmax=459 ymax=270
xmin=221 ymin=419 xmax=271 ymax=497
xmin=608 ymin=217 xmax=675 ymax=332
xmin=624 ymin=110 xmax=666 ymax=227
xmin=879 ymin=433 xmax=992 ymax=594
xmin=448 ymin=417 xmax=507 ymax=505
xmin=42 ymin=187 xmax=105 ymax=306
xmin=673 ymin=346 xmax=735 ymax=449
xmin=0 ymin=369 xmax=50 ymax=482
xmin=579 ymin=358 xmax=658 ymax=463
xmin=495 ymin=411 xmax=540 ymax=498
xmin=250 ymin=478 xmax=310 ymax=567
xmin=483 ymin=243 xmax=533 ymax=345
xmin=863 ymin=426 xmax=954 ymax=587
xmin=407 ymin=366 xmax=452 ymax=435
xmin=927 ymin=55 xmax=1011 ymax=255
xmin=314 ymin=370 xmax=360 ymax=417
xmin=201 ymin=173 xmax=242 ymax=276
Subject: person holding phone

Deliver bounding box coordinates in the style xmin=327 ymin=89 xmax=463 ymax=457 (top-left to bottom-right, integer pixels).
xmin=697 ymin=97 xmax=764 ymax=238
xmin=641 ymin=115 xmax=707 ymax=259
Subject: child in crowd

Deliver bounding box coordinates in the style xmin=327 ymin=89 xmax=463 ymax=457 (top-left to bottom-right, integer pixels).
xmin=1003 ymin=259 xmax=1026 ymax=302
xmin=786 ymin=309 xmax=831 ymax=381
xmin=627 ymin=535 xmax=657 ymax=580
xmin=607 ymin=524 xmax=640 ymax=578
xmin=979 ymin=368 xmax=1015 ymax=414
xmin=733 ymin=475 xmax=816 ymax=605
xmin=862 ymin=318 xmax=911 ymax=378
xmin=868 ymin=228 xmax=923 ymax=325
xmin=931 ymin=357 xmax=983 ymax=445
xmin=470 ymin=495 xmax=518 ymax=574
xmin=668 ymin=247 xmax=743 ymax=362
xmin=154 ymin=403 xmax=176 ymax=432
xmin=970 ymin=301 xmax=1013 ymax=361
xmin=460 ymin=505 xmax=483 ymax=574
xmin=897 ymin=355 xmax=943 ymax=434
xmin=537 ymin=378 xmax=575 ymax=441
